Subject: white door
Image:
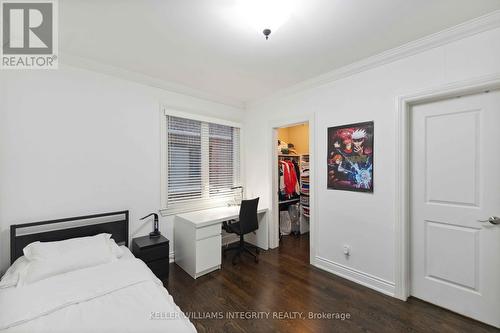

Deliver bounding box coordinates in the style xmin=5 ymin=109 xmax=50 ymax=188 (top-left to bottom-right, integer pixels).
xmin=410 ymin=90 xmax=500 ymax=328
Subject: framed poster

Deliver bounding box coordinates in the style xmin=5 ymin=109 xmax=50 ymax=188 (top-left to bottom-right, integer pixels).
xmin=327 ymin=121 xmax=374 ymax=192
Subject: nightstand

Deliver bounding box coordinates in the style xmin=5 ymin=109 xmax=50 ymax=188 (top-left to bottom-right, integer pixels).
xmin=131 ymin=235 xmax=169 ymax=280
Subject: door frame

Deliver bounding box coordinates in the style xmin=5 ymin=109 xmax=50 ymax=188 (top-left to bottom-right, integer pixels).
xmin=394 ymin=73 xmax=500 ymax=300
xmin=269 ymin=114 xmax=316 ymax=264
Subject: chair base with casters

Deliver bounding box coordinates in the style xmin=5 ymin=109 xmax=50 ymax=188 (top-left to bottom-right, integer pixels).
xmin=222 ymin=221 xmax=260 ymax=265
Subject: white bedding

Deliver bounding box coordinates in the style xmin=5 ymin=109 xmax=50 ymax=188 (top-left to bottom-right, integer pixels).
xmin=119 ymin=245 xmax=135 ymax=260
xmin=0 ymin=254 xmax=196 ymax=333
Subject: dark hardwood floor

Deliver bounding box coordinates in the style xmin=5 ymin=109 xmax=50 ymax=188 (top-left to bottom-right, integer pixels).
xmin=166 ymin=234 xmax=498 ymax=333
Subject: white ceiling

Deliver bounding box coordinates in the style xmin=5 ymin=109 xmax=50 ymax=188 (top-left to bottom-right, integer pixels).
xmin=60 ymin=0 xmax=500 ymax=105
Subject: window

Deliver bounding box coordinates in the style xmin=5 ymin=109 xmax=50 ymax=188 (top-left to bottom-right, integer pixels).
xmin=167 ymin=117 xmax=202 ymax=203
xmin=162 ymin=113 xmax=241 ymax=214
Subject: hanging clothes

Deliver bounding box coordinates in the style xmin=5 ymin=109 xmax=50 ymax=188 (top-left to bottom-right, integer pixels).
xmin=279 ymin=159 xmax=300 ymax=199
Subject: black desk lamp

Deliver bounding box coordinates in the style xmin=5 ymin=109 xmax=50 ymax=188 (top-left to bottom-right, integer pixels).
xmin=140 ymin=213 xmax=161 ymax=238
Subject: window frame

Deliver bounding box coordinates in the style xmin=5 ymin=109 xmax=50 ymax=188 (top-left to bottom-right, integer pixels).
xmin=160 ymin=106 xmax=243 ymax=215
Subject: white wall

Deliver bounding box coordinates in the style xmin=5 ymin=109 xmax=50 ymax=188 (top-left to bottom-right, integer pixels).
xmin=243 ymin=27 xmax=500 ymax=295
xmin=0 ymin=65 xmax=243 ymax=272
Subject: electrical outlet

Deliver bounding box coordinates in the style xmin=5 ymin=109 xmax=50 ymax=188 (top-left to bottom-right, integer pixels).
xmin=343 ymin=245 xmax=350 ymax=256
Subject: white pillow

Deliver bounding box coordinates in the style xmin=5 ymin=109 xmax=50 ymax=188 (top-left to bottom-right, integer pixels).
xmin=109 ymin=238 xmax=125 ymax=258
xmin=21 ymin=233 xmax=118 ymax=285
xmin=0 ymin=256 xmax=29 ymax=289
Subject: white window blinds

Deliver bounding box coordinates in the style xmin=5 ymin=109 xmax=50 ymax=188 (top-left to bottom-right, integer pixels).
xmin=165 ymin=115 xmax=240 ymax=213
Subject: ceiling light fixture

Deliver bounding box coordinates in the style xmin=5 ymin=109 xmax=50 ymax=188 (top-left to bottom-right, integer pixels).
xmin=263 ymin=28 xmax=271 ymax=40
xmin=230 ymin=0 xmax=297 ymax=40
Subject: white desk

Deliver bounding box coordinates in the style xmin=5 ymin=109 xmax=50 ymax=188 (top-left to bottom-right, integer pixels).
xmin=174 ymin=206 xmax=268 ymax=279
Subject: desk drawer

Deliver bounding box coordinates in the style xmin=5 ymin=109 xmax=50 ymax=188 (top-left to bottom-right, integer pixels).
xmin=196 ymin=224 xmax=221 ymax=240
xmin=196 ymin=235 xmax=221 ymax=273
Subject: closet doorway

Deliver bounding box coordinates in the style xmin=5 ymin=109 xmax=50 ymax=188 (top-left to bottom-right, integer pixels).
xmin=271 ymin=119 xmax=314 ymax=262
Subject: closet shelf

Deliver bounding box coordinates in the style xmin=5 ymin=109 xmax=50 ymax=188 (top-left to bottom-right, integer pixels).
xmin=299 ymin=148 xmax=311 ymax=234
xmin=279 ymin=198 xmax=300 ymax=204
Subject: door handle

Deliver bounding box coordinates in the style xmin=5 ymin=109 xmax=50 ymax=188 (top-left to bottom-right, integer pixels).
xmin=478 ymin=216 xmax=500 ymax=225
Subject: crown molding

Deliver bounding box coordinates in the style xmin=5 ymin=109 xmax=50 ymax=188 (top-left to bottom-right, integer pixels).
xmin=247 ymin=10 xmax=500 ymax=108
xmin=59 ymin=53 xmax=245 ymax=110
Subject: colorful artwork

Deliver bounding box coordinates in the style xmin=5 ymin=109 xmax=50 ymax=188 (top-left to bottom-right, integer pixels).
xmin=327 ymin=121 xmax=374 ymax=192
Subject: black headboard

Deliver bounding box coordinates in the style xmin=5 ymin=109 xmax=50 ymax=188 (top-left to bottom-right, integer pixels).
xmin=10 ymin=210 xmax=129 ymax=264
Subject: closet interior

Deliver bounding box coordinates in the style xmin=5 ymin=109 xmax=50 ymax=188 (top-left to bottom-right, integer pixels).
xmin=277 ymin=123 xmax=310 ymax=240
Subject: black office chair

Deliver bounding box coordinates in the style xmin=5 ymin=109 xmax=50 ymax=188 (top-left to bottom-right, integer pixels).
xmin=222 ymin=198 xmax=260 ymax=264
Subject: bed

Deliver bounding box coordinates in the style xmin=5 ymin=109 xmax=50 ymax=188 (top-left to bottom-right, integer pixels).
xmin=0 ymin=211 xmax=196 ymax=333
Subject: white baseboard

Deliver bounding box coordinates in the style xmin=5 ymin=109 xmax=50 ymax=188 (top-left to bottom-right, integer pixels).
xmin=169 ymin=251 xmax=174 ymax=263
xmin=170 ymin=249 xmax=395 ymax=296
xmin=313 ymin=256 xmax=395 ymax=297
